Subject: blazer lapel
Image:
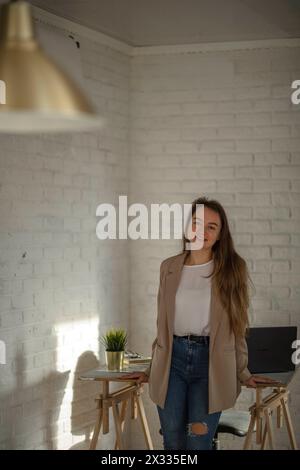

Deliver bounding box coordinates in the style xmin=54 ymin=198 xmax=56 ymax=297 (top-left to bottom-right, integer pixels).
xmin=164 ymin=251 xmax=224 ymax=352
xmin=209 ymin=276 xmax=224 ymax=353
xmin=165 ymin=252 xmax=188 ymax=338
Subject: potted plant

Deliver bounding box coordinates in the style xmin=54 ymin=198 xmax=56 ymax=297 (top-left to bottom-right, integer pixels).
xmin=100 ymin=328 xmax=128 ymax=371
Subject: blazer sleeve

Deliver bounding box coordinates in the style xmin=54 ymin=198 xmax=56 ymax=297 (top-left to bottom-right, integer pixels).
xmin=144 ymin=261 xmax=164 ymax=377
xmin=235 ymin=334 xmax=252 ymax=383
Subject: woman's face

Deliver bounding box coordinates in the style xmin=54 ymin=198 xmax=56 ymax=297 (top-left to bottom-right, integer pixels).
xmin=190 ymin=206 xmax=221 ymax=249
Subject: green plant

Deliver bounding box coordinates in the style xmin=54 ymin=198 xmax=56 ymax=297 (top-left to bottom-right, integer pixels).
xmin=101 ymin=328 xmax=127 ymax=352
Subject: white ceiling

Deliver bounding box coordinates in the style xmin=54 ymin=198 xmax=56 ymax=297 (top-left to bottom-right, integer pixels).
xmin=10 ymin=0 xmax=300 ymax=46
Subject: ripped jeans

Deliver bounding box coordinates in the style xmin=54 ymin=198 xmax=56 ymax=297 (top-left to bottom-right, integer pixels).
xmin=157 ymin=335 xmax=221 ymax=450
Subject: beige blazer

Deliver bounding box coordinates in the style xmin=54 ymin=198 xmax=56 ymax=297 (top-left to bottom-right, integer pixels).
xmin=146 ymin=251 xmax=252 ymax=414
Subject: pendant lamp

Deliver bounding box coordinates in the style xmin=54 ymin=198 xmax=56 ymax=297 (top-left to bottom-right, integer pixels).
xmin=0 ymin=0 xmax=104 ymax=133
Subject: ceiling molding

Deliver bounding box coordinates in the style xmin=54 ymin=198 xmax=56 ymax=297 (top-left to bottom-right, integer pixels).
xmin=132 ymin=38 xmax=300 ymax=56
xmin=33 ymin=5 xmax=300 ymax=57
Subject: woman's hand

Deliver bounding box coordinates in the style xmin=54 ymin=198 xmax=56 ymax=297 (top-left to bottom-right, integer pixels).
xmin=118 ymin=372 xmax=149 ymax=384
xmin=244 ymin=375 xmax=279 ymax=388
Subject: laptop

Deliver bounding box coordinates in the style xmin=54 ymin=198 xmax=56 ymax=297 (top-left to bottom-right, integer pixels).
xmin=246 ymin=326 xmax=298 ymax=386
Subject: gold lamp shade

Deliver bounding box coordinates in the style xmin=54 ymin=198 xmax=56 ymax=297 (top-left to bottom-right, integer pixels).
xmin=0 ymin=0 xmax=104 ymax=133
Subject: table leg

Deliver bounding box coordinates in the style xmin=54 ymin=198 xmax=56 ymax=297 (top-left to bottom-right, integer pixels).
xmin=277 ymin=404 xmax=283 ymax=429
xmin=102 ymin=381 xmax=109 ymax=434
xmin=243 ymin=411 xmax=256 ymax=449
xmin=89 ymin=407 xmax=103 ymax=450
xmin=135 ymin=391 xmax=153 ymax=450
xmin=131 ymin=392 xmax=137 ymax=419
xmin=261 ymin=421 xmax=268 ymax=450
xmin=114 ymin=399 xmax=129 ymax=450
xmin=112 ymin=401 xmax=125 ymax=450
xmin=280 ymin=396 xmax=298 ymax=450
xmin=256 ymin=388 xmax=262 ymax=444
xmin=264 ymin=409 xmax=275 ymax=450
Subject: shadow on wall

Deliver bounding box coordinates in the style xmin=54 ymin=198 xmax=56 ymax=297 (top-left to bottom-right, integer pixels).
xmin=0 ymin=351 xmax=69 ymax=449
xmin=69 ymin=351 xmax=100 ymax=450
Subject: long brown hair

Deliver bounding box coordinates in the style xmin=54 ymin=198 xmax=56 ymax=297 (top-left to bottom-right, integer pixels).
xmin=182 ymin=196 xmax=254 ymax=338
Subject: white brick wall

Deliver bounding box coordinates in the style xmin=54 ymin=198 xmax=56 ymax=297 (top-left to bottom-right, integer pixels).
xmin=130 ymin=46 xmax=300 ymax=450
xmin=0 ymin=32 xmax=130 ymax=449
xmin=0 ymin=19 xmax=299 ymax=451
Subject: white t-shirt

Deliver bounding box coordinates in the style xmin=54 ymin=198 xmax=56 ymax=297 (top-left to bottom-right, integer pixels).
xmin=174 ymin=259 xmax=214 ymax=336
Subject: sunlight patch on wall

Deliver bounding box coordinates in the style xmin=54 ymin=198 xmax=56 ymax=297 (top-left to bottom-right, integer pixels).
xmin=54 ymin=317 xmax=99 ymax=449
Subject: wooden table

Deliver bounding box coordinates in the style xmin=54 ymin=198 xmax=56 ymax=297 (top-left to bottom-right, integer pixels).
xmin=243 ymin=382 xmax=298 ymax=450
xmin=79 ymin=365 xmax=153 ymax=450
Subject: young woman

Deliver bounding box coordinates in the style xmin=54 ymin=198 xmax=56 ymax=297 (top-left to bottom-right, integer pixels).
xmin=123 ymin=196 xmax=275 ymax=450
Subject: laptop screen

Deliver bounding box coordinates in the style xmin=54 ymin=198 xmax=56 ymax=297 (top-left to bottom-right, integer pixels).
xmin=246 ymin=326 xmax=297 ymax=374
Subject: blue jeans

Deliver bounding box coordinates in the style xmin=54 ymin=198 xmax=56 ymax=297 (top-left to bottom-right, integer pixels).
xmin=157 ymin=335 xmax=221 ymax=450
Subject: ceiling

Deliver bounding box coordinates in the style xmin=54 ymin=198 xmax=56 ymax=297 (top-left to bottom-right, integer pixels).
xmin=8 ymin=0 xmax=300 ymax=46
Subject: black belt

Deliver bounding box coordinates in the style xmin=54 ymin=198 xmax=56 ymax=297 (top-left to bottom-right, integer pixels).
xmin=173 ymin=334 xmax=210 ymax=344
